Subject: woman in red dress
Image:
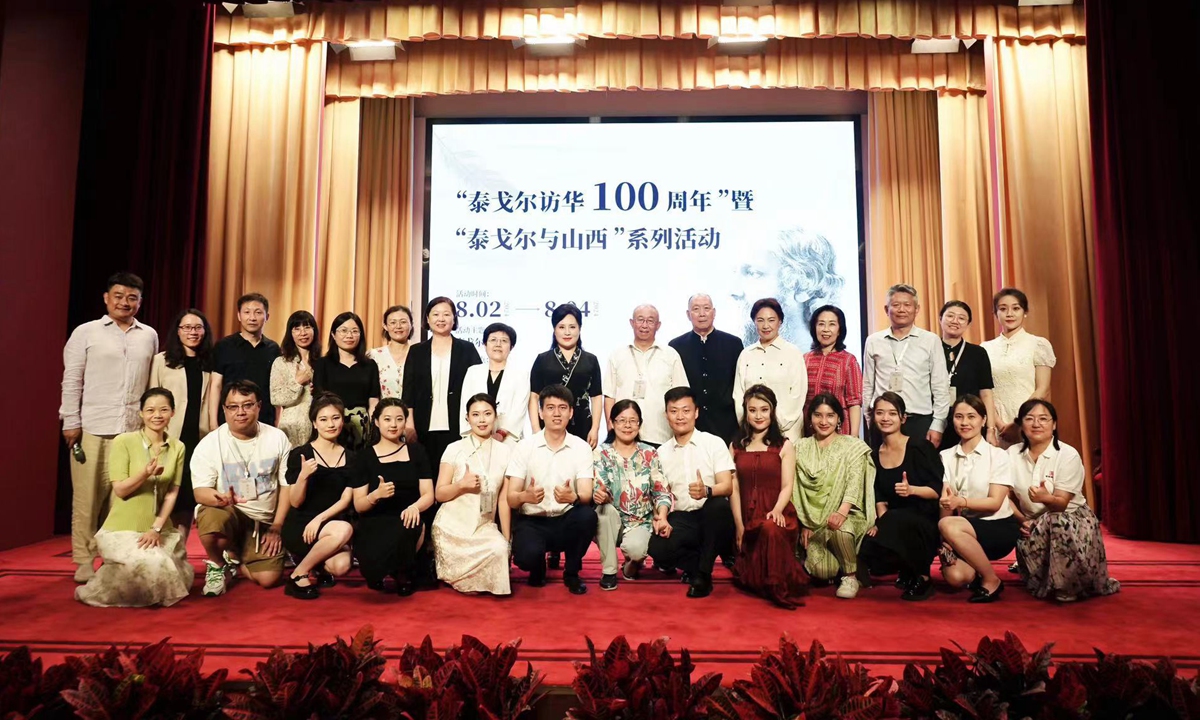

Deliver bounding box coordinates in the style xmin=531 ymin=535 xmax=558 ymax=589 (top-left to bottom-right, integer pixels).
xmin=730 ymin=384 xmax=809 ymax=609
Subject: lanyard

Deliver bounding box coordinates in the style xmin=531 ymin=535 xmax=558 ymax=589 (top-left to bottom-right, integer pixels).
xmin=629 ymin=345 xmax=658 ymax=380
xmin=888 ymin=335 xmax=913 ymax=369
xmin=946 ymin=343 xmax=965 ymax=379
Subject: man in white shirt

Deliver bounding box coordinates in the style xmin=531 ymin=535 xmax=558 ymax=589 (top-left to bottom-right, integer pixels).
xmin=58 ymin=272 xmax=159 ymax=582
xmin=191 ymin=380 xmax=291 ymax=596
xmin=604 ymin=304 xmax=689 ymax=446
xmin=506 ymin=384 xmax=597 ymax=594
xmin=647 ymin=386 xmax=736 ymax=599
xmin=862 ymin=284 xmax=951 ymax=445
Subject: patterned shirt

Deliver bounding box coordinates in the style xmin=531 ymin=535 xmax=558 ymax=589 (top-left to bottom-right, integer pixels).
xmin=593 ymin=442 xmax=672 ymax=530
xmin=803 ymin=349 xmax=863 ymax=434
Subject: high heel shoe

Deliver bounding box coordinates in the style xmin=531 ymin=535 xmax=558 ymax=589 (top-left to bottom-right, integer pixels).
xmin=285 ymin=573 xmax=320 ymax=600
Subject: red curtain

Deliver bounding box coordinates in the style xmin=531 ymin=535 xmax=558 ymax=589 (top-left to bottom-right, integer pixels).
xmin=1087 ymin=0 xmax=1199 ymax=542
xmin=67 ymin=0 xmax=214 ymax=334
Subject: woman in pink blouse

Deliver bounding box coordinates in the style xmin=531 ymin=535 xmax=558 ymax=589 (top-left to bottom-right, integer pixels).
xmin=803 ymin=305 xmax=862 ymax=436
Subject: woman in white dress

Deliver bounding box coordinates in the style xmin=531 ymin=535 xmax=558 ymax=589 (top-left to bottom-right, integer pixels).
xmin=981 ymin=289 xmax=1055 ymax=446
xmin=270 ymin=311 xmax=320 ymax=447
xmin=366 ymin=304 xmax=412 ymax=399
xmin=733 ymin=298 xmax=807 ymax=443
xmin=432 ymin=393 xmax=513 ymax=595
xmin=459 ymin=323 xmax=529 ymax=446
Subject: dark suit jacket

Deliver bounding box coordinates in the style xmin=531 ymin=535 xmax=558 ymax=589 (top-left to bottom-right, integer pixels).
xmin=668 ymin=328 xmax=744 ymax=444
xmin=402 ymin=336 xmax=482 ymax=439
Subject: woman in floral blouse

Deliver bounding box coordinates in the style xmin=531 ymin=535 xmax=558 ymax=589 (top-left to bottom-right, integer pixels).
xmin=591 ymin=399 xmax=672 ymax=591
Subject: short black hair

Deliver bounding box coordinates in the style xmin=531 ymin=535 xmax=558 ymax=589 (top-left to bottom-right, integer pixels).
xmin=609 ymin=398 xmax=643 ymax=424
xmin=1017 ymin=398 xmax=1061 ymax=451
xmin=140 ymin=387 xmax=175 ymax=410
xmin=805 ymin=392 xmax=846 ymax=435
xmin=222 ymin=379 xmax=262 ymax=406
xmin=750 ymin=297 xmax=785 ymax=324
xmin=482 ymin=322 xmax=517 ymax=348
xmin=538 ymin=384 xmax=575 ymax=408
xmin=106 ymin=271 xmax=144 ymax=293
xmin=940 ymin=300 xmax=973 ymax=323
xmin=952 ymin=393 xmax=989 ymax=424
xmin=281 ymin=310 xmax=321 ymax=362
xmin=381 ymin=305 xmax=414 ymax=342
xmin=663 ymin=386 xmax=697 ymax=407
xmin=993 ymin=287 xmax=1029 ymax=314
xmin=425 ymin=296 xmax=459 ymax=333
xmin=237 ymin=293 xmax=269 ymax=313
xmin=549 ymin=303 xmax=584 ymax=349
xmin=466 ymin=392 xmax=498 ymax=414
xmin=808 ymin=304 xmax=847 ymax=351
xmin=325 ymin=311 xmax=367 ymax=362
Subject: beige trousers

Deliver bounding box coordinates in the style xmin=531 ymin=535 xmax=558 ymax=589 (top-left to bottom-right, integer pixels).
xmin=70 ymin=432 xmax=114 ymax=564
xmin=595 ymin=503 xmax=652 ymax=575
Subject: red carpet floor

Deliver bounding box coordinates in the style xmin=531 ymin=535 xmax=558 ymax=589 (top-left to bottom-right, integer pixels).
xmin=1 ymin=532 xmax=1197 ymax=685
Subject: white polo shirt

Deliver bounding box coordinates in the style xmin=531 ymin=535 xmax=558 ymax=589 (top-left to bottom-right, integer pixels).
xmin=1008 ymin=442 xmax=1086 ymax=518
xmin=506 ymin=430 xmax=594 ymax=517
xmin=657 ymin=429 xmax=735 ymax=513
xmin=940 ymin=440 xmax=1013 ymax=521
xmin=603 ymin=342 xmax=689 ymax=445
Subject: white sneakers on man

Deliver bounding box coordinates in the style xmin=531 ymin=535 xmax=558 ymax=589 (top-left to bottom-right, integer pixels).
xmin=203 ymin=561 xmax=227 ymax=597
xmin=836 ymin=576 xmax=860 ymax=599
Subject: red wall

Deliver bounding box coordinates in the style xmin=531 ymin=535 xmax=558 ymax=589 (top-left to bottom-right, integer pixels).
xmin=0 ymin=0 xmax=90 ymax=550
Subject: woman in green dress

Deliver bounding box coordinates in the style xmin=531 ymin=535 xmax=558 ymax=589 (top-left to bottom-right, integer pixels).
xmin=75 ymin=388 xmax=195 ymax=607
xmin=792 ymin=393 xmax=876 ymax=599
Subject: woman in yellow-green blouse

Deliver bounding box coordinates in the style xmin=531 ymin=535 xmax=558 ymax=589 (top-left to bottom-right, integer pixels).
xmin=75 ymin=388 xmax=195 ymax=607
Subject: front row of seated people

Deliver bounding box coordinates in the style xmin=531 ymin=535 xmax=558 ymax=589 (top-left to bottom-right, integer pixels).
xmin=76 ymin=379 xmax=1118 ymax=608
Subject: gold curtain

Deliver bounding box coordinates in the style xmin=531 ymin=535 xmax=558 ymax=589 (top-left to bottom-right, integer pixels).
xmin=325 ymin=37 xmax=984 ymax=98
xmin=936 ymin=90 xmax=993 ymax=344
xmin=865 ymin=91 xmax=943 ymax=330
xmin=316 ymin=98 xmax=362 ymax=328
xmin=214 ymin=1 xmax=1084 ymax=46
xmin=994 ymin=38 xmax=1097 ymax=501
xmin=354 ymin=98 xmax=415 ymax=337
xmin=205 ymin=42 xmax=326 ymax=337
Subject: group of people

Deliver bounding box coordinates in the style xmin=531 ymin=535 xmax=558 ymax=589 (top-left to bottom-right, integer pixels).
xmin=61 ymin=273 xmax=1118 ymax=609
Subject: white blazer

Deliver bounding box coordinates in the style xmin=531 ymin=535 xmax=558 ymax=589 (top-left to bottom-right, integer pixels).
xmin=458 ymin=362 xmax=531 ymax=442
xmin=148 ymin=352 xmax=212 ymax=442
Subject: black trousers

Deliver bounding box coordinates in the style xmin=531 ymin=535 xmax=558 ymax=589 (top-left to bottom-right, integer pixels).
xmin=647 ymin=497 xmax=734 ymax=576
xmin=902 ymin=413 xmax=934 ymax=441
xmin=512 ymin=506 xmax=598 ymax=576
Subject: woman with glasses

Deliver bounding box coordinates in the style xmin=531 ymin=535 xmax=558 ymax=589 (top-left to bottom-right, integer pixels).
xmin=270 ymin=311 xmax=321 ymax=447
xmin=313 ymin=312 xmax=380 ymax=451
xmin=1009 ymin=399 xmax=1119 ymax=602
xmin=367 ymin=304 xmax=413 ymax=400
xmin=75 ymin=388 xmax=194 ymax=607
xmin=459 ymin=323 xmax=529 ymax=446
xmin=149 ymin=308 xmax=214 ymax=541
xmin=432 ymin=393 xmax=513 ymax=595
xmin=592 ymin=400 xmax=671 ymax=591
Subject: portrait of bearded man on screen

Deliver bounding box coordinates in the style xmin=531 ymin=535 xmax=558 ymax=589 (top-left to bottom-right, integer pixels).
xmin=729 ymin=227 xmax=846 ymax=348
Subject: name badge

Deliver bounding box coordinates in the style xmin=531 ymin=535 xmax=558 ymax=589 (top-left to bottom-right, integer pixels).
xmin=236 ymin=473 xmax=259 ymax=502
xmin=632 ymin=379 xmax=647 ymax=399
xmin=949 ymin=385 xmax=958 ymax=401
xmin=888 ymin=371 xmax=905 ymax=393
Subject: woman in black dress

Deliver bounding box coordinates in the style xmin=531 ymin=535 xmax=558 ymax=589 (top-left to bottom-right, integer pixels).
xmin=313 ymin=312 xmax=380 ymax=451
xmin=858 ymin=392 xmax=944 ymax=601
xmin=352 ymin=398 xmax=435 ymax=596
xmin=527 ymin=303 xmax=603 ymax=447
xmin=281 ymin=393 xmax=355 ymax=600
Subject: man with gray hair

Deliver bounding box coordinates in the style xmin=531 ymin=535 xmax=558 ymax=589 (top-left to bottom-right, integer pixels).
xmin=862 ymin=284 xmax=951 ymax=444
xmin=604 ymin=304 xmax=689 ymax=446
xmin=668 ymin=294 xmax=744 ymax=444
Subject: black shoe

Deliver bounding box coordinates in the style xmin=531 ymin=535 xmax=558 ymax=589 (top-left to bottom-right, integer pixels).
xmin=967 ymin=575 xmax=984 ymax=594
xmin=528 ymin=566 xmax=547 ymax=587
xmin=564 ymin=574 xmax=587 ymax=595
xmin=902 ymin=576 xmax=935 ymax=602
xmin=686 ymin=572 xmax=713 ymax=599
xmin=968 ymin=580 xmax=1004 ymax=604
xmin=284 ymin=574 xmax=319 ymax=600
xmin=315 ymin=567 xmax=336 ymax=589
xmin=894 ymin=574 xmax=913 ymax=590
xmin=367 ymin=578 xmax=387 ymax=592
xmin=599 ymin=574 xmax=618 ymax=591
xmin=720 ymin=554 xmax=735 ymax=570
xmin=396 ymin=580 xmax=416 ymax=597
xmin=656 ymin=564 xmax=677 ymax=575
xmin=679 ymin=571 xmax=693 ymax=585
xmin=547 ymin=552 xmax=562 ymax=570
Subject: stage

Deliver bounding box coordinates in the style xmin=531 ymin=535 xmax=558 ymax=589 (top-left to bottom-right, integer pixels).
xmin=0 ymin=532 xmax=1196 ymax=686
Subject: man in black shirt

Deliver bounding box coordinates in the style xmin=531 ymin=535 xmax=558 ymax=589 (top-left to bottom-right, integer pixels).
xmin=938 ymin=300 xmax=996 ymax=449
xmin=667 ymin=294 xmax=744 ymax=444
xmin=210 ymin=293 xmax=281 ymax=427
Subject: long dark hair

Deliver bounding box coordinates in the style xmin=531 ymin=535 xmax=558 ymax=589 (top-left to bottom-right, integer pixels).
xmin=163 ymin=308 xmax=213 ymax=370
xmin=1017 ymin=398 xmax=1060 ymax=451
xmin=732 ymin=384 xmax=787 ymax=450
xmin=804 ymin=392 xmax=846 ymax=437
xmin=325 ymin=311 xmax=367 ymax=362
xmin=370 ymin=397 xmax=409 ymax=446
xmin=281 ymin=311 xmax=321 ymax=362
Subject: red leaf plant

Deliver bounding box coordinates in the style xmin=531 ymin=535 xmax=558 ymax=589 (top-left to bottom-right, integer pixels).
xmin=567 ymin=635 xmax=722 ymax=720
xmin=0 ymin=646 xmax=79 ymax=720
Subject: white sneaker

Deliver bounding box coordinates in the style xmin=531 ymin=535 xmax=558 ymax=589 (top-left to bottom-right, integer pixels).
xmin=74 ymin=563 xmax=95 ymax=583
xmin=203 ymin=561 xmax=227 ymax=596
xmin=222 ymin=551 xmax=242 ymax=580
xmin=836 ymin=576 xmax=860 ymax=599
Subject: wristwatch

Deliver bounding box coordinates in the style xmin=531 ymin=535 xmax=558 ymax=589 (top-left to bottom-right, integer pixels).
xmin=150 ymin=526 xmax=163 ymax=534
xmin=705 ymin=486 xmax=713 ymax=499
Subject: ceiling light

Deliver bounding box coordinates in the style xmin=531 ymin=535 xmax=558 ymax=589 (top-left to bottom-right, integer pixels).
xmin=346 ymin=40 xmax=401 ymax=62
xmin=911 ymin=38 xmax=962 ymax=54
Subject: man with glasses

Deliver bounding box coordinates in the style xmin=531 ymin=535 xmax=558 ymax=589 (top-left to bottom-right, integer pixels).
xmin=59 ymin=272 xmax=159 ymax=582
xmin=603 ymin=304 xmax=689 ymax=447
xmin=191 ymin=379 xmax=291 ymax=596
xmin=210 ymin=293 xmax=280 ymax=428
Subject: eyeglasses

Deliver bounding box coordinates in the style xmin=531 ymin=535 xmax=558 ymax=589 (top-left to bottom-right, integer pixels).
xmin=614 ymin=418 xmax=640 ymax=427
xmin=335 ymin=328 xmax=361 ymax=337
xmin=223 ymin=402 xmax=259 ymax=413
xmin=178 ymin=324 xmax=205 ymax=333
